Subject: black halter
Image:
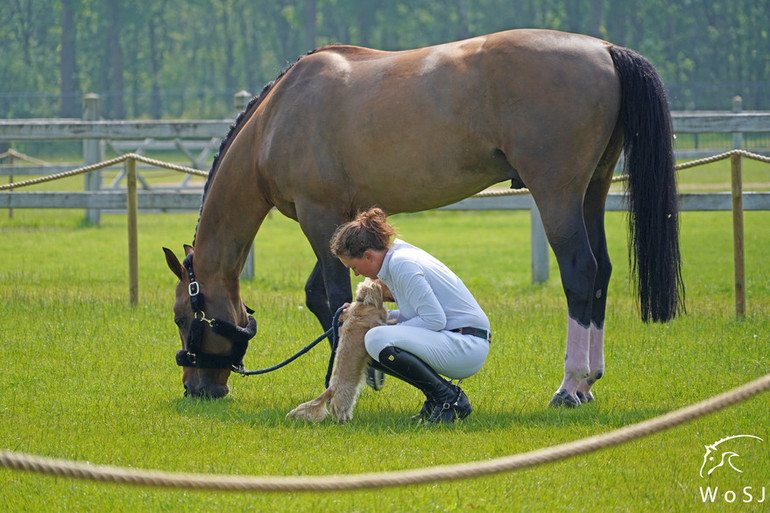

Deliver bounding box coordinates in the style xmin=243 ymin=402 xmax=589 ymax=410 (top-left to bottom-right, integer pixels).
xmin=175 ymin=254 xmax=258 ymax=372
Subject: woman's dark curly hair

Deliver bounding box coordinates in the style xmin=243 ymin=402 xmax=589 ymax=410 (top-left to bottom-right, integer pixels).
xmin=330 ymin=207 xmax=397 ymax=259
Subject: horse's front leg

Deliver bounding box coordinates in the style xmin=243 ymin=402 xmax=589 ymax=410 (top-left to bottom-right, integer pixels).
xmin=297 ymin=203 xmax=354 ymax=331
xmin=305 ymin=261 xmax=333 ymax=333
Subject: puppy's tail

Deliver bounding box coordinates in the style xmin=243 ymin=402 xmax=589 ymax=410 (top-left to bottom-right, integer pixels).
xmin=286 ymin=388 xmax=333 ymax=422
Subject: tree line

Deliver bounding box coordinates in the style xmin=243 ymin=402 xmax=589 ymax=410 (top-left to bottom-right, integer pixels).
xmin=1 ymin=0 xmax=768 ymax=120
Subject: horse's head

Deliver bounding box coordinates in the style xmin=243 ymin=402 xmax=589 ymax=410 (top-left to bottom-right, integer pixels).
xmin=163 ymin=246 xmax=257 ymax=399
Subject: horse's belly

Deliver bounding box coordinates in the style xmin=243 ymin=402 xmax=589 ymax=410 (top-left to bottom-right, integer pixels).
xmin=347 ymin=147 xmax=516 ymax=213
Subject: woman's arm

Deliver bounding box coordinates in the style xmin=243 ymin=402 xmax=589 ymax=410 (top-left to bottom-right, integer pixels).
xmin=391 ymin=260 xmax=446 ymax=331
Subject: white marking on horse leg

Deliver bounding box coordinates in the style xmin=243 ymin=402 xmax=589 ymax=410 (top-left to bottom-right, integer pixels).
xmin=576 ymin=323 xmax=604 ymax=402
xmin=550 ymin=317 xmax=590 ymax=406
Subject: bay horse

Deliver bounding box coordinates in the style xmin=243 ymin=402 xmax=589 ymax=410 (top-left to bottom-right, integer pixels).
xmin=163 ymin=29 xmax=684 ymax=405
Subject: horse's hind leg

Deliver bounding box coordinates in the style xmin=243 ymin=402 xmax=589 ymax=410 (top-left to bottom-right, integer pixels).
xmin=575 ymin=135 xmax=621 ymax=403
xmin=575 ymin=209 xmax=611 ymax=403
xmin=538 ymin=199 xmax=596 ymax=408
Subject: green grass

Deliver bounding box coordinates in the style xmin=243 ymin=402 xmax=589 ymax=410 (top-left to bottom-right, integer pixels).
xmin=1 ymin=209 xmax=769 ymax=512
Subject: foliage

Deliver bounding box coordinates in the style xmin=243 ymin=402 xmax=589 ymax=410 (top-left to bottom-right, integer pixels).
xmin=0 ymin=0 xmax=768 ymax=119
xmin=0 ymin=209 xmax=768 ymax=511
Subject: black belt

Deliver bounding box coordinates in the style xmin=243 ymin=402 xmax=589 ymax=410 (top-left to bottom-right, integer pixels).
xmin=451 ymin=327 xmax=491 ymax=342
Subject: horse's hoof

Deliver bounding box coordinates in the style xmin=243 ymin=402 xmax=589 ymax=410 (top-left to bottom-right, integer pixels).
xmin=576 ymin=390 xmax=594 ymax=403
xmin=548 ymin=389 xmax=581 ymax=408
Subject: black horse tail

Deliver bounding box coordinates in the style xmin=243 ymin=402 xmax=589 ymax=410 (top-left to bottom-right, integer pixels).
xmin=610 ymin=45 xmax=685 ymax=323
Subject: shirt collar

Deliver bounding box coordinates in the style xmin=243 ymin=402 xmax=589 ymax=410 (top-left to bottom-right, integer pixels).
xmin=377 ymin=238 xmax=404 ymax=281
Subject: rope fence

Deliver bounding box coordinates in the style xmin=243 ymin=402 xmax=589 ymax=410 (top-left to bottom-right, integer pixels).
xmin=2 ymin=371 xmax=768 ymax=492
xmin=473 ymin=149 xmax=770 ymax=197
xmin=3 ymin=148 xmax=769 ymax=193
xmin=0 ymin=153 xmax=205 ymax=304
xmin=0 ymin=152 xmax=205 ymax=192
xmin=0 ymin=148 xmax=49 ymax=166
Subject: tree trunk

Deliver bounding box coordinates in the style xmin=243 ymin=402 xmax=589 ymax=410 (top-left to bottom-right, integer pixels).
xmin=588 ymin=0 xmax=602 ymax=38
xmin=107 ymin=0 xmax=125 ymax=119
xmin=304 ymin=0 xmax=316 ymax=51
xmin=356 ymin=1 xmax=377 ymax=47
xmin=60 ymin=0 xmax=78 ymax=117
xmin=148 ymin=13 xmax=163 ymax=119
xmin=220 ymin=0 xmax=236 ymax=93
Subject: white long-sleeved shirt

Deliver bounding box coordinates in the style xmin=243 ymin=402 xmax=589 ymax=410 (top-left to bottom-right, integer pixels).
xmin=376 ymin=238 xmax=490 ymax=332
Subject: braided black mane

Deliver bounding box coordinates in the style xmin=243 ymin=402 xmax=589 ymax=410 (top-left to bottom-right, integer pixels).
xmin=192 ymin=47 xmax=326 ymax=245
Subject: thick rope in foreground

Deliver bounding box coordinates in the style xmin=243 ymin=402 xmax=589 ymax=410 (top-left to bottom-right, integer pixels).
xmin=2 ymin=372 xmax=768 ymax=493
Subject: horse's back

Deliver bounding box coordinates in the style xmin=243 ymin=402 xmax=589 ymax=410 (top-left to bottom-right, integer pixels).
xmin=256 ymin=29 xmax=620 ymax=215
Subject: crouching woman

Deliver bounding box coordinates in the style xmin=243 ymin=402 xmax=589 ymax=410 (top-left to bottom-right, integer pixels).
xmin=330 ymin=207 xmax=490 ymax=423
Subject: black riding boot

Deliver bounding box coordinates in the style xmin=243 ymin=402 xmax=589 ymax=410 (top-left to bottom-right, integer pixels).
xmin=369 ymin=358 xmax=435 ymax=421
xmin=376 ymin=347 xmax=472 ymax=423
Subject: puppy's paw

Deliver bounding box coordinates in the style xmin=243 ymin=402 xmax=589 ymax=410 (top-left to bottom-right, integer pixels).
xmin=286 ymin=401 xmax=329 ymax=422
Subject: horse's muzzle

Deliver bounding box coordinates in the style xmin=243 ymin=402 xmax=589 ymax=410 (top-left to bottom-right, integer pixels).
xmin=184 ymin=380 xmax=230 ymax=399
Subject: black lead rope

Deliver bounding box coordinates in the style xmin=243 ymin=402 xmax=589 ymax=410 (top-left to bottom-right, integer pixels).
xmin=234 ymin=305 xmax=345 ymax=388
xmin=325 ymin=305 xmax=345 ymax=387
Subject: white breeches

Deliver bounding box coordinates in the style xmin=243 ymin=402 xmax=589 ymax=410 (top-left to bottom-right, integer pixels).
xmin=364 ymin=325 xmax=489 ymax=380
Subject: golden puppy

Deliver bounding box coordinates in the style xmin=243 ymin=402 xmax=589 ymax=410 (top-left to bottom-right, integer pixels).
xmin=287 ymin=278 xmax=390 ymax=423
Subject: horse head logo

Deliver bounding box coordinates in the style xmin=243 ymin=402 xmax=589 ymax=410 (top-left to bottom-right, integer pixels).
xmin=700 ymin=435 xmax=764 ymax=478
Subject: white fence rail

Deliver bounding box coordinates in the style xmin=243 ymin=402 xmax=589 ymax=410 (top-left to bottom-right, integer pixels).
xmin=3 ymin=190 xmax=769 ymax=212
xmin=1 ymin=113 xmax=769 ymax=140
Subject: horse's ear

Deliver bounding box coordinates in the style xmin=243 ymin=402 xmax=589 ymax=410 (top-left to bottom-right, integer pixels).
xmin=184 ymin=244 xmax=194 ymax=256
xmin=163 ymin=247 xmax=185 ymax=281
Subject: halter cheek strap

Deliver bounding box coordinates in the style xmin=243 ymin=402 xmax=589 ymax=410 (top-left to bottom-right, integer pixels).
xmin=175 ymin=254 xmax=258 ymax=371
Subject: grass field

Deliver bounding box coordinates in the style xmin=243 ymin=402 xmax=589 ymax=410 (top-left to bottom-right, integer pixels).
xmin=1 ymin=204 xmax=769 ymax=512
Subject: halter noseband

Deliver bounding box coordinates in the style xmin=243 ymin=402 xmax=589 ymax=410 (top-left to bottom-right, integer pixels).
xmin=175 ymin=254 xmax=258 ymax=372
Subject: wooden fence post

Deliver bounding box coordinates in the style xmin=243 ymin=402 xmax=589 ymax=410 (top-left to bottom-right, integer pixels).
xmin=127 ymin=156 xmax=139 ymax=305
xmin=732 ymin=96 xmax=743 ymax=150
xmin=730 ymin=154 xmax=745 ymax=318
xmin=6 ymin=151 xmax=12 ymax=219
xmin=731 ymin=96 xmax=746 ymax=318
xmin=83 ymin=93 xmax=103 ymax=225
xmin=234 ymin=90 xmax=251 ymax=113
